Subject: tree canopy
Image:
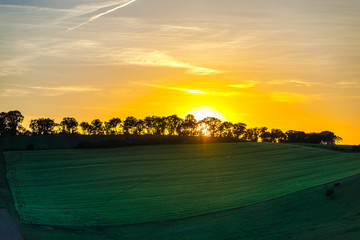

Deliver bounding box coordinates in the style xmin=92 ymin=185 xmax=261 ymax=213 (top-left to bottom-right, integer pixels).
xmin=0 ymin=110 xmax=24 ymax=136
xmin=0 ymin=110 xmax=344 ymax=145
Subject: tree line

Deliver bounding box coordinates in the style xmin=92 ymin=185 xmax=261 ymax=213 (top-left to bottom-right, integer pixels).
xmin=0 ymin=110 xmax=343 ymax=145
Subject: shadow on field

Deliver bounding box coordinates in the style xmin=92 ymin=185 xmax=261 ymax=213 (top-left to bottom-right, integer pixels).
xmin=0 ymin=135 xmax=244 ymax=151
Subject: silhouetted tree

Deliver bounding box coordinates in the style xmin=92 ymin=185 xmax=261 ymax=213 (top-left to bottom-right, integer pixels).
xmin=261 ymin=128 xmax=286 ymax=143
xmin=181 ymin=114 xmax=197 ymax=136
xmin=175 ymin=117 xmax=184 ymax=136
xmin=0 ymin=113 xmax=5 ymax=135
xmin=243 ymin=127 xmax=264 ymax=142
xmin=335 ymin=136 xmax=343 ymax=144
xmin=285 ymin=130 xmax=307 ymax=143
xmin=165 ymin=115 xmax=183 ymax=135
xmin=80 ymin=122 xmax=91 ymax=135
xmin=219 ymin=121 xmax=234 ymax=137
xmin=154 ymin=116 xmax=166 ymax=135
xmin=260 ymin=129 xmax=272 ymax=142
xmin=270 ymin=129 xmax=286 ymax=143
xmin=143 ymin=116 xmax=165 ymax=135
xmin=105 ymin=118 xmax=121 ymax=135
xmin=135 ymin=119 xmax=146 ymax=135
xmin=306 ymin=132 xmax=323 ymax=144
xmin=91 ymin=119 xmax=104 ymax=135
xmin=199 ymin=117 xmax=222 ymax=137
xmin=123 ymin=116 xmax=137 ymax=135
xmin=318 ymin=131 xmax=341 ymax=145
xmin=232 ymin=122 xmax=247 ymax=139
xmin=2 ymin=109 xmax=344 ymax=146
xmin=254 ymin=127 xmax=268 ymax=142
xmin=0 ymin=110 xmax=24 ymax=136
xmin=60 ymin=117 xmax=79 ymax=134
xmin=144 ymin=116 xmax=155 ymax=135
xmin=29 ymin=118 xmax=56 ymax=135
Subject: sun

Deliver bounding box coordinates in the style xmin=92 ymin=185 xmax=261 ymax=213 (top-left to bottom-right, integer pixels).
xmin=184 ymin=106 xmax=226 ymax=121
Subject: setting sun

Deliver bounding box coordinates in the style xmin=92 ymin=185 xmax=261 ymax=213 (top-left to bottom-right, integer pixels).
xmin=185 ymin=106 xmax=227 ymax=121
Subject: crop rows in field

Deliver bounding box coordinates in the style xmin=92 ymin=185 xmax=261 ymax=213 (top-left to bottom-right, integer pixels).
xmin=5 ymin=142 xmax=360 ymax=226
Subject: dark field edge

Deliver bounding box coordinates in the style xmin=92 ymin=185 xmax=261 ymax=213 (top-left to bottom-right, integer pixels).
xmin=289 ymin=143 xmax=360 ymax=153
xmin=1 ymin=135 xmax=357 ymax=153
xmin=0 ymin=135 xmax=244 ymax=151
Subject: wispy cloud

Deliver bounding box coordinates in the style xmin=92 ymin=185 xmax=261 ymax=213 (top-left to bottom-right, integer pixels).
xmin=267 ymin=79 xmax=315 ymax=87
xmin=337 ymin=81 xmax=360 ymax=88
xmin=287 ymin=80 xmax=313 ymax=87
xmin=0 ymin=4 xmax=69 ymax=13
xmin=0 ymin=57 xmax=34 ymax=77
xmin=0 ymin=85 xmax=104 ymax=97
xmin=0 ymin=88 xmax=31 ymax=97
xmin=67 ymin=0 xmax=137 ymax=31
xmin=228 ymin=80 xmax=257 ymax=89
xmin=132 ymin=82 xmax=242 ymax=97
xmin=61 ymin=106 xmax=109 ymax=111
xmin=60 ymin=1 xmax=124 ymax=19
xmin=31 ymin=86 xmax=103 ymax=93
xmin=132 ymin=82 xmax=206 ymax=94
xmin=270 ymin=92 xmax=308 ymax=102
xmin=160 ymin=25 xmax=205 ymax=32
xmin=210 ymin=91 xmax=239 ymax=97
xmin=122 ymin=49 xmax=223 ymax=75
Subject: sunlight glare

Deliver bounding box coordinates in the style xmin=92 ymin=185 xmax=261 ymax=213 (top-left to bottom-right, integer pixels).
xmin=185 ymin=106 xmax=226 ymax=121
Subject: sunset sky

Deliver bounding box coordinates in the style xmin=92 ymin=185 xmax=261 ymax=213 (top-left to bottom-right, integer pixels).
xmin=0 ymin=0 xmax=359 ymax=144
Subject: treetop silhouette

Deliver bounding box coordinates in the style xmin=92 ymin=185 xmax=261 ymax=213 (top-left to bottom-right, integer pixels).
xmin=0 ymin=110 xmax=343 ymax=145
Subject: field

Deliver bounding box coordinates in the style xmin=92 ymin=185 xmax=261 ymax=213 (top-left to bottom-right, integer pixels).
xmin=4 ymin=142 xmax=360 ymax=229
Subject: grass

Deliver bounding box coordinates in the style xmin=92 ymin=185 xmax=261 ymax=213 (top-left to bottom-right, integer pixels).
xmin=4 ymin=142 xmax=360 ymax=228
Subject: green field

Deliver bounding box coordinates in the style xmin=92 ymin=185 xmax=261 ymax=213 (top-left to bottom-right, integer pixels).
xmin=4 ymin=142 xmax=360 ymax=227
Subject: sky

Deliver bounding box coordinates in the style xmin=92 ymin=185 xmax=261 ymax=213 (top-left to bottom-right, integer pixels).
xmin=0 ymin=0 xmax=359 ymax=144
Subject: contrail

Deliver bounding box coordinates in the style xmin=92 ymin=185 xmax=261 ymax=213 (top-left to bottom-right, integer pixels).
xmin=67 ymin=0 xmax=137 ymax=31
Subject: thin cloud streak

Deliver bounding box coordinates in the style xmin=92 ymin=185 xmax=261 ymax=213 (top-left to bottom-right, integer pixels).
xmin=0 ymin=89 xmax=31 ymax=97
xmin=67 ymin=0 xmax=137 ymax=31
xmin=31 ymin=86 xmax=103 ymax=92
xmin=228 ymin=81 xmax=257 ymax=89
xmin=267 ymin=79 xmax=315 ymax=87
xmin=123 ymin=49 xmax=222 ymax=75
xmin=60 ymin=1 xmax=125 ymax=20
xmin=132 ymin=82 xmax=241 ymax=96
xmin=337 ymin=81 xmax=360 ymax=88
xmin=0 ymin=57 xmax=34 ymax=77
xmin=132 ymin=82 xmax=206 ymax=94
xmin=0 ymin=4 xmax=69 ymax=13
